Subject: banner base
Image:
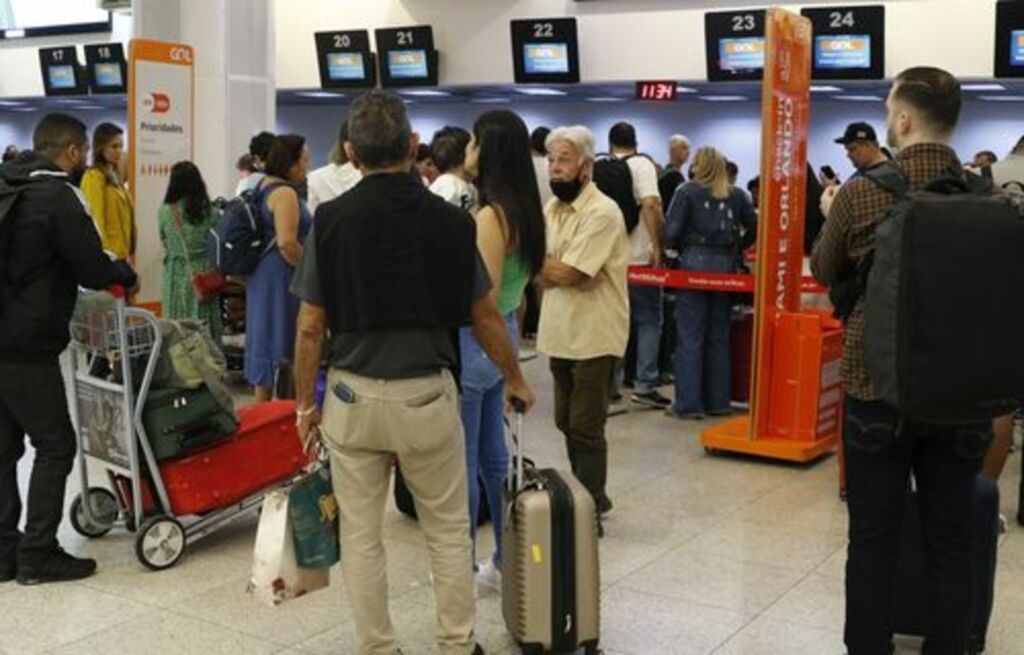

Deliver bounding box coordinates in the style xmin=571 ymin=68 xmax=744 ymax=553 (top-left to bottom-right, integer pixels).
xmin=701 ymin=416 xmax=838 ymax=464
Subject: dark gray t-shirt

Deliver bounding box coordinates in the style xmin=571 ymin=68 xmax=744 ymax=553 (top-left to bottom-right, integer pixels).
xmin=291 ymin=223 xmax=491 ymax=379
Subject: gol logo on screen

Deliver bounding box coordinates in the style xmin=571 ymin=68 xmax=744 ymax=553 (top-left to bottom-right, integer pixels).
xmin=143 ymin=92 xmax=171 ymax=114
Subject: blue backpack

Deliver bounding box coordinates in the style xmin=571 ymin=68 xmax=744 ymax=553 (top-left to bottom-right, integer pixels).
xmin=207 ymin=182 xmax=284 ymax=275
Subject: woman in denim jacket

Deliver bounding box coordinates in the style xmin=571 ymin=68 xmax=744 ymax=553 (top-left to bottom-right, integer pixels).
xmin=663 ymin=147 xmax=756 ymax=419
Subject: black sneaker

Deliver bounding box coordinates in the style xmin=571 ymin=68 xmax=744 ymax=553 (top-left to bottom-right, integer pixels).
xmin=631 ymin=390 xmax=671 ymax=408
xmin=16 ymin=548 xmax=97 ymax=585
xmin=597 ymin=495 xmax=614 ymax=516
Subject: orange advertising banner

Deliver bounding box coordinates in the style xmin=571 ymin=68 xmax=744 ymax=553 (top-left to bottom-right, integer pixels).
xmin=128 ymin=39 xmax=194 ymax=304
xmin=749 ymin=9 xmax=812 ymax=438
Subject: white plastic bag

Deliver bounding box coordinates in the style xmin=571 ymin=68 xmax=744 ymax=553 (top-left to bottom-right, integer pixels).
xmin=247 ymin=489 xmax=329 ymax=607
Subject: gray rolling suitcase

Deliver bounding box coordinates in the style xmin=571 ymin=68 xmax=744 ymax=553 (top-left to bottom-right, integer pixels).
xmin=501 ymin=409 xmax=600 ymax=655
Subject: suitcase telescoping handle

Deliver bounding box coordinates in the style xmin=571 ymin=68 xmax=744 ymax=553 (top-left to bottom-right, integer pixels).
xmin=508 ymin=398 xmax=527 ymax=494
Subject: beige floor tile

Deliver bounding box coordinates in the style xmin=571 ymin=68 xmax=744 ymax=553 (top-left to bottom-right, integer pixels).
xmin=619 ymin=548 xmax=808 ymax=614
xmin=600 ymin=586 xmax=751 ymax=655
xmin=762 ymin=573 xmax=846 ymax=632
xmin=730 ymin=482 xmax=849 ymax=537
xmin=815 ymin=547 xmax=849 ymax=579
xmin=712 ymin=615 xmax=843 ymax=655
xmin=77 ymin=541 xmax=252 ymax=609
xmin=685 ymin=520 xmax=848 ymax=576
xmin=166 ymin=567 xmax=351 ymax=647
xmin=47 ymin=609 xmax=281 ymax=655
xmin=296 ymin=594 xmax=514 ymax=655
xmin=983 ymin=609 xmax=1024 ymax=654
xmin=0 ymin=583 xmax=150 ymax=654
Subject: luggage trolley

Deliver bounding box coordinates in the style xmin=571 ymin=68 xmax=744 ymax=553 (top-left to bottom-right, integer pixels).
xmin=66 ymin=288 xmax=271 ymax=570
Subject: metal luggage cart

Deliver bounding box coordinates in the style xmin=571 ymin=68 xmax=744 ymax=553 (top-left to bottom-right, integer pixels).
xmin=66 ymin=289 xmax=269 ymax=570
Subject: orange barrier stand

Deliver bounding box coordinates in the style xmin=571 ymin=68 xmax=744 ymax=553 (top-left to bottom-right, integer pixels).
xmin=702 ymin=311 xmax=843 ymax=463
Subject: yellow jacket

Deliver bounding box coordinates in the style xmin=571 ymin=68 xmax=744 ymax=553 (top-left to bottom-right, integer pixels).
xmin=81 ymin=167 xmax=134 ymax=259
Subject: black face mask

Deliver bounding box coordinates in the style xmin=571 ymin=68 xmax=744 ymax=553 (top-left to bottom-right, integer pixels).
xmin=550 ymin=175 xmax=584 ymax=203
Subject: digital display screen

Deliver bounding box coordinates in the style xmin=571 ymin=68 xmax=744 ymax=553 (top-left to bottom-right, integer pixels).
xmin=47 ymin=64 xmax=76 ymax=89
xmin=636 ymin=81 xmax=678 ymax=101
xmin=1 ymin=0 xmax=108 ymax=35
xmin=718 ymin=37 xmax=765 ymax=71
xmin=1012 ymin=29 xmax=1024 ymax=67
xmin=387 ymin=49 xmax=428 ymax=79
xmin=524 ymin=42 xmax=570 ymax=74
xmin=93 ymin=61 xmax=122 ymax=87
xmin=326 ymin=52 xmax=365 ymax=80
xmin=815 ymin=34 xmax=872 ymax=70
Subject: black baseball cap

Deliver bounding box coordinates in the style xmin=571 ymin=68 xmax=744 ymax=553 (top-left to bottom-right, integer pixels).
xmin=835 ymin=122 xmax=878 ymax=145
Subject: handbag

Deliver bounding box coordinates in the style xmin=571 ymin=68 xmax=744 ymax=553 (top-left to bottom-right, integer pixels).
xmin=288 ymin=462 xmax=339 ymax=569
xmin=172 ymin=204 xmax=227 ymax=303
xmin=247 ymin=489 xmax=330 ymax=607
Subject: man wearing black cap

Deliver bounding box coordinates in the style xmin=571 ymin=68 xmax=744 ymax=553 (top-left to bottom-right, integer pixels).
xmin=835 ymin=122 xmax=889 ymax=174
xmin=822 ymin=122 xmax=894 ymax=218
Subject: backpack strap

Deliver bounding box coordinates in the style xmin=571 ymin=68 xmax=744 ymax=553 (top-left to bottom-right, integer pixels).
xmin=254 ymin=181 xmax=291 ymax=256
xmin=861 ymin=162 xmax=910 ymax=198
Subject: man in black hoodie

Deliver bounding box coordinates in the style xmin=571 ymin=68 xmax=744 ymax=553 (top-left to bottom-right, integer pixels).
xmin=0 ymin=113 xmax=137 ymax=585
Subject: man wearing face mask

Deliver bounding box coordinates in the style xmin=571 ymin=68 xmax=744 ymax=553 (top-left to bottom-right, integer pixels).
xmin=536 ymin=125 xmax=630 ymax=534
xmin=0 ymin=113 xmax=137 ymax=586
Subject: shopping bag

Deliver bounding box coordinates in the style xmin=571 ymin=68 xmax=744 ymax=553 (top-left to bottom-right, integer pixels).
xmin=288 ymin=464 xmax=339 ymax=569
xmin=247 ymin=489 xmax=329 ymax=607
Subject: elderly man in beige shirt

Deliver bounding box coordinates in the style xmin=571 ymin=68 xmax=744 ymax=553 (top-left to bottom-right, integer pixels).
xmin=536 ymin=125 xmax=630 ymax=534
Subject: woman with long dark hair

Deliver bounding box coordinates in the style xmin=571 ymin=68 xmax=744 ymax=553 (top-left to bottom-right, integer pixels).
xmin=245 ymin=134 xmax=312 ymax=401
xmin=461 ymin=109 xmax=546 ymax=591
xmin=158 ymin=161 xmax=221 ymax=339
xmin=82 ymin=123 xmax=134 ymax=259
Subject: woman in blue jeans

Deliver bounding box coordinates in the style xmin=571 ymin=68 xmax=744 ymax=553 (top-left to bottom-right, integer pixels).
xmin=457 ymin=110 xmax=546 ymax=591
xmin=663 ymin=147 xmax=756 ymax=419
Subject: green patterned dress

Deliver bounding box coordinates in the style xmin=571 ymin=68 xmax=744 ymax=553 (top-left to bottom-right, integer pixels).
xmin=158 ymin=202 xmax=222 ymax=341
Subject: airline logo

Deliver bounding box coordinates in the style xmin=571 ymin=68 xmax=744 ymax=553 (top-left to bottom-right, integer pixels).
xmin=719 ymin=37 xmax=765 ymax=71
xmin=725 ymin=40 xmax=764 ymax=55
xmin=820 ymin=37 xmax=867 ymax=52
xmin=144 ymin=92 xmax=171 ymax=114
xmin=524 ymin=42 xmax=570 ymax=74
xmin=815 ymin=34 xmax=871 ymax=69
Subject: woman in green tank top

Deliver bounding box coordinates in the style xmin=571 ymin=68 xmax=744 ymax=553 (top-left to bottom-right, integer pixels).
xmin=459 ymin=110 xmax=547 ymax=591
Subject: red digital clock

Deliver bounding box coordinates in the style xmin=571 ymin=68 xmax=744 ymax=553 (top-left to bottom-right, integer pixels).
xmin=635 ymin=80 xmax=678 ymax=101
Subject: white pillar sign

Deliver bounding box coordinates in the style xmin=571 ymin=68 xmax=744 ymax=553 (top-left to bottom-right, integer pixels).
xmin=128 ymin=39 xmax=194 ymax=306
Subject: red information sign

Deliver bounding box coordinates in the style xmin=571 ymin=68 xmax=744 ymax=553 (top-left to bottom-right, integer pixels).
xmin=749 ymin=10 xmax=813 ymax=438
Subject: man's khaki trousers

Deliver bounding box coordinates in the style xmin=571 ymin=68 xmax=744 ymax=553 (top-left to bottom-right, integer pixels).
xmin=322 ymin=368 xmax=476 ymax=655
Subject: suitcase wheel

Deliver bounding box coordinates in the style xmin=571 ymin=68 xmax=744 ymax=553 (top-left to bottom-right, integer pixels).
xmin=69 ymin=488 xmax=120 ymax=538
xmin=135 ymin=516 xmax=187 ymax=571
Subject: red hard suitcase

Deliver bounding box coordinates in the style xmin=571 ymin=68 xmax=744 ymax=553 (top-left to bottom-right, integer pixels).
xmin=730 ymin=309 xmax=754 ymax=404
xmin=158 ymin=401 xmax=306 ymax=515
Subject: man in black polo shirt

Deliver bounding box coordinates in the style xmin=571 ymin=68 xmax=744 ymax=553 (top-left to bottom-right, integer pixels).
xmin=291 ymin=91 xmax=533 ymax=655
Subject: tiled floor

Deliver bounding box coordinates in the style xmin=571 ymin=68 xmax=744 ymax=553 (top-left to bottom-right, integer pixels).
xmin=6 ymin=355 xmax=1024 ymax=654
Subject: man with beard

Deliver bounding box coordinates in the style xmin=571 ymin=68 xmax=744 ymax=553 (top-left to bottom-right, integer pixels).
xmin=812 ymin=68 xmax=991 ymax=654
xmin=0 ymin=113 xmax=137 ymax=585
xmin=536 ymin=125 xmax=630 ymax=535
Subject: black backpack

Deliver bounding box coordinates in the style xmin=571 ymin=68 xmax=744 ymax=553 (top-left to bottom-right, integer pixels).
xmin=207 ymin=182 xmax=285 ymax=275
xmin=861 ymin=165 xmax=1024 ymax=423
xmin=593 ymin=155 xmax=641 ymax=233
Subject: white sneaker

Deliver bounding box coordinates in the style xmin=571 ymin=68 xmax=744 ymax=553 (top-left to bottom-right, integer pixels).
xmin=475 ymin=559 xmax=502 ymax=592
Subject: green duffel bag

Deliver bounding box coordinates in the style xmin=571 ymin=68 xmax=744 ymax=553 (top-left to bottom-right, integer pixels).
xmin=152 ymin=320 xmax=234 ymax=413
xmin=141 ymin=386 xmax=238 ymax=462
